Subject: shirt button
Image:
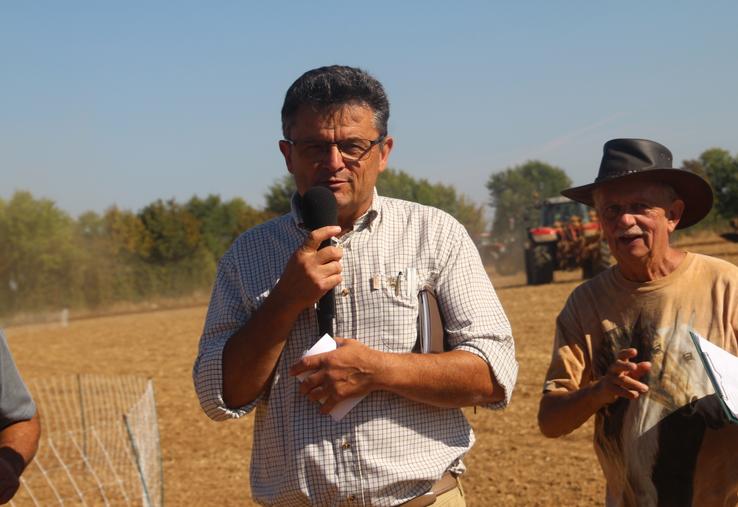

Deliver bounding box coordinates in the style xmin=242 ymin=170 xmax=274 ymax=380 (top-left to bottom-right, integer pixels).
xmin=341 ymin=440 xmax=351 ymax=449
xmin=341 ymin=288 xmax=351 ymax=297
xmin=347 ymin=495 xmax=356 ymax=503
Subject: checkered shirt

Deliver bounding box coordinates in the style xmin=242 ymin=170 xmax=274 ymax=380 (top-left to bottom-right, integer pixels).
xmin=193 ymin=190 xmax=518 ymax=506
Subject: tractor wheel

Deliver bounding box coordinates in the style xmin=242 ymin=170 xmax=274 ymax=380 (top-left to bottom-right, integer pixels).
xmin=525 ymin=244 xmax=554 ymax=285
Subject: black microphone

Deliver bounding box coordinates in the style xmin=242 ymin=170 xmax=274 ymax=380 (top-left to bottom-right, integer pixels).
xmin=301 ymin=186 xmax=338 ymax=337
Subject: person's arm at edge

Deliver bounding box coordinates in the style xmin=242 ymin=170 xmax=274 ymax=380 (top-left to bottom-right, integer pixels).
xmin=0 ymin=412 xmax=40 ymax=504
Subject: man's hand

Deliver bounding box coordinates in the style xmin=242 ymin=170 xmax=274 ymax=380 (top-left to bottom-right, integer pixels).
xmin=538 ymin=348 xmax=651 ymax=438
xmin=592 ymin=347 xmax=651 ymax=405
xmin=271 ymin=225 xmax=343 ymax=313
xmin=289 ymin=337 xmax=384 ymax=414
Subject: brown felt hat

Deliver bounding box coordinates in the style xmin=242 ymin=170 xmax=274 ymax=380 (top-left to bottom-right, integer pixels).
xmin=561 ymin=138 xmax=714 ymax=229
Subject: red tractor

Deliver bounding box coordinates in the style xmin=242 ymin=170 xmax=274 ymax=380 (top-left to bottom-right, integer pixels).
xmin=524 ymin=196 xmax=611 ymax=285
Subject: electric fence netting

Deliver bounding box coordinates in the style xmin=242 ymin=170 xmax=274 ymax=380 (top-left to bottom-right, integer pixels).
xmin=11 ymin=374 xmax=163 ymax=506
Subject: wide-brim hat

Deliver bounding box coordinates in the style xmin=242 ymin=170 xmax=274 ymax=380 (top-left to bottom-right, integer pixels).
xmin=561 ymin=138 xmax=714 ymax=229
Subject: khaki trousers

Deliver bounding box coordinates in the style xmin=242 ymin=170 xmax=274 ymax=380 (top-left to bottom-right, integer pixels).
xmin=432 ymin=479 xmax=465 ymax=506
xmin=400 ymin=476 xmax=466 ymax=507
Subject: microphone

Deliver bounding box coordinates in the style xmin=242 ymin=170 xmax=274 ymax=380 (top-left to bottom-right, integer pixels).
xmin=301 ymin=186 xmax=338 ymax=337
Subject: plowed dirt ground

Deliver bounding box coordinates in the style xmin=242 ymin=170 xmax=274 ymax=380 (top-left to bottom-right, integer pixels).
xmin=5 ymin=233 xmax=737 ymax=506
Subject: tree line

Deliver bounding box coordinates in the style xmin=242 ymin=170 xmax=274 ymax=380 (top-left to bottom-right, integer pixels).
xmin=0 ymin=168 xmax=486 ymax=319
xmin=0 ymin=192 xmax=272 ymax=318
xmin=2 ymin=148 xmax=735 ymax=319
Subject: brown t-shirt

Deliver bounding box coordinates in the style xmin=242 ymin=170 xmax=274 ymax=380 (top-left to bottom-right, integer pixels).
xmin=544 ymin=253 xmax=738 ymax=507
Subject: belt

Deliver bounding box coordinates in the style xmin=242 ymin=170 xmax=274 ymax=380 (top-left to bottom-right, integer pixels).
xmin=399 ymin=472 xmax=458 ymax=507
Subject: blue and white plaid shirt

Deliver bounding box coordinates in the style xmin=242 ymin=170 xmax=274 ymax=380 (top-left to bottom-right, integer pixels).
xmin=193 ymin=190 xmax=518 ymax=506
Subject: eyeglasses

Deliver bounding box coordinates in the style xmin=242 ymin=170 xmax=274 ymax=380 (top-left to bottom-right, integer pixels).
xmin=598 ymin=202 xmax=661 ymax=222
xmin=283 ymin=135 xmax=385 ymax=162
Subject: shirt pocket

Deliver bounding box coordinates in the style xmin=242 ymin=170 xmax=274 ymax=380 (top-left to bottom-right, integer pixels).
xmin=379 ymin=268 xmax=428 ymax=352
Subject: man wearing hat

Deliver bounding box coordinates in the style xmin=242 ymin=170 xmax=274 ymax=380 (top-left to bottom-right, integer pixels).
xmin=537 ymin=138 xmax=738 ymax=506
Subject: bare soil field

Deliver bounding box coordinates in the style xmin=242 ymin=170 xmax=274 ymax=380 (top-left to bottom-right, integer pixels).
xmin=5 ymin=233 xmax=737 ymax=506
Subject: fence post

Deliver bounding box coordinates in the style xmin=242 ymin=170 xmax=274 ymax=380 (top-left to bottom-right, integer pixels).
xmin=77 ymin=374 xmax=87 ymax=456
xmin=124 ymin=414 xmax=153 ymax=507
xmin=148 ymin=380 xmax=164 ymax=507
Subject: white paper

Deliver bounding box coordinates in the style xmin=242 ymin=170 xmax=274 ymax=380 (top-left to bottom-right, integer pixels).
xmin=406 ymin=267 xmax=417 ymax=298
xmin=694 ymin=332 xmax=738 ymax=416
xmin=298 ymin=334 xmax=366 ymax=422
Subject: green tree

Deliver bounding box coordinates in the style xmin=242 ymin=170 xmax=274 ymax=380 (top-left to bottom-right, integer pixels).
xmin=230 ymin=198 xmax=272 ymax=237
xmin=0 ymin=191 xmax=84 ymax=314
xmin=264 ymin=175 xmax=296 ymax=215
xmin=75 ymin=210 xmax=114 ymax=308
xmin=378 ymin=168 xmax=457 ymax=209
xmin=138 ymin=199 xmax=202 ymax=263
xmin=187 ymin=194 xmax=271 ymax=261
xmin=453 ymin=195 xmax=487 ymax=237
xmin=699 ymin=148 xmax=738 ymax=219
xmin=680 ymin=148 xmax=738 ymax=230
xmin=135 ymin=199 xmax=214 ymax=297
xmin=486 ymin=160 xmax=572 ymax=241
xmin=104 ymin=206 xmax=153 ymax=257
xmin=76 ymin=209 xmax=151 ymax=307
xmin=376 ymin=169 xmax=420 ymax=202
xmin=377 ymin=168 xmax=486 ymax=236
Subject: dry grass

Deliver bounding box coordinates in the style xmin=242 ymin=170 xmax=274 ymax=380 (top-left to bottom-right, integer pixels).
xmin=5 ymin=233 xmax=736 ymax=506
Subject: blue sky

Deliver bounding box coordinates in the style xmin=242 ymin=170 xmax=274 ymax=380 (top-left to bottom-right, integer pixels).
xmin=2 ymin=1 xmax=737 ymax=220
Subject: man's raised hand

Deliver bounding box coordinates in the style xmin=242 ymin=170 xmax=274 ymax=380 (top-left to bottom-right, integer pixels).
xmin=273 ymin=225 xmax=343 ymax=312
xmin=593 ymin=348 xmax=651 ymax=405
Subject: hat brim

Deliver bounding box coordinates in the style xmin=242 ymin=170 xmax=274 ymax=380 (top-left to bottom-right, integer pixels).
xmin=561 ymin=168 xmax=714 ymax=229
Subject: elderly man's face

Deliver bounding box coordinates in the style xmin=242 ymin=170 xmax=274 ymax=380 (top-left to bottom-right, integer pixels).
xmin=279 ymin=104 xmax=393 ymax=229
xmin=594 ymin=181 xmax=685 ymax=272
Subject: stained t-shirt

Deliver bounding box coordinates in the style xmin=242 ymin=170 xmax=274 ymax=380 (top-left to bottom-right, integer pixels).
xmin=0 ymin=329 xmax=36 ymax=429
xmin=544 ymin=253 xmax=738 ymax=507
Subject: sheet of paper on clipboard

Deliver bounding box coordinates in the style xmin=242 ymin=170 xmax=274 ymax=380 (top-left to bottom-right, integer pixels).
xmin=689 ymin=331 xmax=738 ymax=423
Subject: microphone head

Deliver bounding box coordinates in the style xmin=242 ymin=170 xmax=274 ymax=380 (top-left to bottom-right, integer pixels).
xmin=301 ymin=186 xmax=338 ymax=230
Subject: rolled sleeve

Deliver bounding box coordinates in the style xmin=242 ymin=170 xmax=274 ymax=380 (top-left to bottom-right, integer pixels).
xmin=193 ymin=252 xmax=261 ymax=420
xmin=437 ymin=224 xmax=518 ymax=409
xmin=456 ymin=336 xmax=517 ymax=408
xmin=541 ymin=298 xmax=589 ymax=394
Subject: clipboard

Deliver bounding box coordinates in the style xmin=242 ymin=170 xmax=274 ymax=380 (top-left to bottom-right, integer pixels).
xmin=417 ymin=286 xmax=446 ymax=354
xmin=689 ymin=331 xmax=738 ymax=424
